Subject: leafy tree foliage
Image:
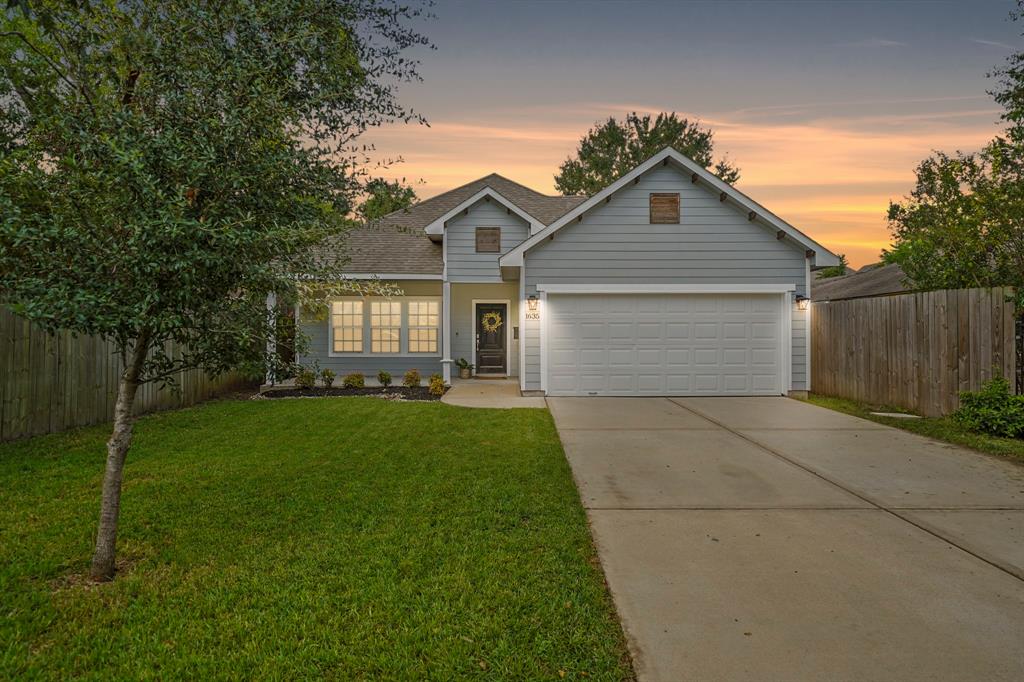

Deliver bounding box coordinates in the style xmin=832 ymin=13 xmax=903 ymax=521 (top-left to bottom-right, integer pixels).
xmin=816 ymin=254 xmax=850 ymax=279
xmin=554 ymin=112 xmax=740 ymax=196
xmin=885 ymin=2 xmax=1023 ymax=305
xmin=0 ymin=0 xmax=430 ymax=580
xmin=359 ymin=177 xmax=418 ymax=220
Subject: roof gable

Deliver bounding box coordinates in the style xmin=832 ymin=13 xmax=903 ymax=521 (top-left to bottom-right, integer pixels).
xmin=500 ymin=147 xmax=840 ymax=268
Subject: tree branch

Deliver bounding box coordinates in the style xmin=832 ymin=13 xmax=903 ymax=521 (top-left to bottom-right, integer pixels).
xmin=1 ymin=30 xmax=95 ymax=113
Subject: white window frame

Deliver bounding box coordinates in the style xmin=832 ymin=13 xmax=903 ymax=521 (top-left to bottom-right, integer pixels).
xmin=407 ymin=299 xmax=440 ymax=354
xmin=328 ymin=296 xmax=442 ymax=358
xmin=330 ymin=299 xmax=365 ymax=354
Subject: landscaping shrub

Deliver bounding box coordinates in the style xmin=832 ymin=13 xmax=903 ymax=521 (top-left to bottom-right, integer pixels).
xmin=429 ymin=374 xmax=445 ymax=396
xmin=295 ymin=368 xmax=317 ymax=390
xmin=954 ymin=377 xmax=1024 ymax=438
xmin=377 ymin=370 xmax=392 ymax=387
xmin=342 ymin=373 xmax=365 ymax=389
xmin=320 ymin=368 xmax=336 ymax=389
xmin=402 ymin=369 xmax=421 ymax=387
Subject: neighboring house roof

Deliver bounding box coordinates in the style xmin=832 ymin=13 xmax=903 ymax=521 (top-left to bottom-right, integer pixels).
xmin=811 ymin=263 xmax=911 ymax=301
xmin=500 ymin=147 xmax=841 ymax=268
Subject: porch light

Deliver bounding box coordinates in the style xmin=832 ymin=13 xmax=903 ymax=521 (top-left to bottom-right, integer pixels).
xmin=795 ymin=295 xmax=810 ymax=311
xmin=527 ymin=295 xmax=539 ymax=311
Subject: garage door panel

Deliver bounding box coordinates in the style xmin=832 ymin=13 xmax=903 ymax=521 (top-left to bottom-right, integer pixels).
xmin=547 ymin=293 xmax=782 ymax=396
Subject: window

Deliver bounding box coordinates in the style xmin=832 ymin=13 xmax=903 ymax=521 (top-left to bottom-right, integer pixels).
xmin=475 ymin=226 xmax=501 ymax=252
xmin=370 ymin=300 xmax=401 ymax=353
xmin=408 ymin=300 xmax=439 ymax=353
xmin=650 ymin=193 xmax=680 ymax=224
xmin=331 ymin=301 xmax=363 ymax=353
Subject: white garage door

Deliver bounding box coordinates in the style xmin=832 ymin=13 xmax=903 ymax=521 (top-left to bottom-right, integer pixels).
xmin=546 ymin=293 xmax=783 ymax=396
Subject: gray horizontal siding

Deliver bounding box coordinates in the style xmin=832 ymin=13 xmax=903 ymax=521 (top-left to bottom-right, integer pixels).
xmin=523 ymin=164 xmax=809 ymax=392
xmin=298 ymin=319 xmax=442 ymax=379
xmin=446 ymin=199 xmax=529 ymax=283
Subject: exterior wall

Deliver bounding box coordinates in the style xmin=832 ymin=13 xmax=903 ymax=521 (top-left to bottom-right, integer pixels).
xmin=297 ymin=280 xmax=443 ymax=380
xmin=446 ymin=198 xmax=530 ymax=282
xmin=450 ymin=282 xmax=520 ymax=376
xmin=521 ymin=164 xmax=809 ymax=391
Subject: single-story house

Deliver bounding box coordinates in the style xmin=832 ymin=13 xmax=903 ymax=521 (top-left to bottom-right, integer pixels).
xmin=297 ymin=146 xmax=840 ymax=397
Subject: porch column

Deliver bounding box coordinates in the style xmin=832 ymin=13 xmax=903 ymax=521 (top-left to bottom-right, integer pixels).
xmin=265 ymin=292 xmax=277 ymax=386
xmin=441 ymin=280 xmax=452 ymax=384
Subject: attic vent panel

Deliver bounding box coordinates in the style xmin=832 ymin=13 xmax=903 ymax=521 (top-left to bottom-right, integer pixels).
xmin=649 ymin=193 xmax=680 ymax=224
xmin=475 ymin=226 xmax=501 ymax=253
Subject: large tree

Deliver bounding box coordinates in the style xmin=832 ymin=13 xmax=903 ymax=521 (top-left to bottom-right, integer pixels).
xmin=0 ymin=0 xmax=429 ymax=580
xmin=554 ymin=112 xmax=740 ymax=196
xmin=359 ymin=177 xmax=418 ymax=220
xmin=885 ymin=1 xmax=1023 ymax=304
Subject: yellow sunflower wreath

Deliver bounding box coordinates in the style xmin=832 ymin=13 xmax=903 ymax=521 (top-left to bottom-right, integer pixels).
xmin=481 ymin=311 xmax=503 ymax=333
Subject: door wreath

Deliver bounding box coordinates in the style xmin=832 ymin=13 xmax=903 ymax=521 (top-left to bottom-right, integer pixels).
xmin=481 ymin=311 xmax=503 ymax=333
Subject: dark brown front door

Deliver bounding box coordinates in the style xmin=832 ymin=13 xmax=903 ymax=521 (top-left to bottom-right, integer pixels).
xmin=476 ymin=303 xmax=507 ymax=375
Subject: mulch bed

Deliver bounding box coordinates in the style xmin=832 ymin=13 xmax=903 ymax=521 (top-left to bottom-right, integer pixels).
xmin=260 ymin=386 xmax=445 ymax=401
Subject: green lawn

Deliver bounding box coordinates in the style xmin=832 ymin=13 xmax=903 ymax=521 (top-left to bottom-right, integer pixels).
xmin=803 ymin=394 xmax=1024 ymax=463
xmin=0 ymin=398 xmax=633 ymax=680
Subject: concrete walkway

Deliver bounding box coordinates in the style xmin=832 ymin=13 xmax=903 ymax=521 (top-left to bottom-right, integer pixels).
xmin=549 ymin=396 xmax=1024 ymax=681
xmin=441 ymin=378 xmax=546 ymax=408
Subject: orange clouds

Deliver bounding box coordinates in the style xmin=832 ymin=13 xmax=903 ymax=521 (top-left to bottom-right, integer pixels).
xmin=365 ymin=101 xmax=1001 ymax=268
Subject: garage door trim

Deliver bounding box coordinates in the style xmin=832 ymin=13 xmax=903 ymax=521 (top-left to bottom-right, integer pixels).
xmin=536 ymin=284 xmax=794 ymax=395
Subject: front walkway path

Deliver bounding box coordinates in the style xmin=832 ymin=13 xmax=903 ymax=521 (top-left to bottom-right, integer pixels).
xmin=441 ymin=378 xmax=546 ymax=408
xmin=549 ymin=396 xmax=1024 ymax=681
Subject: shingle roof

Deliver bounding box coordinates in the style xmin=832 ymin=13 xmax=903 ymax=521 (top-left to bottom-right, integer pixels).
xmin=317 ymin=173 xmax=586 ymax=276
xmin=370 ymin=173 xmax=586 ymax=232
xmin=812 ymin=263 xmax=912 ymax=302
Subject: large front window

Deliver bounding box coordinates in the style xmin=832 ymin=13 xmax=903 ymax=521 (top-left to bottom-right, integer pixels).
xmin=407 ymin=300 xmax=439 ymax=353
xmin=331 ymin=300 xmax=363 ymax=353
xmin=370 ymin=300 xmax=402 ymax=353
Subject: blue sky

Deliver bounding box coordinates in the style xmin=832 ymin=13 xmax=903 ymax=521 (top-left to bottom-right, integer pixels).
xmin=368 ymin=0 xmax=1022 ymax=266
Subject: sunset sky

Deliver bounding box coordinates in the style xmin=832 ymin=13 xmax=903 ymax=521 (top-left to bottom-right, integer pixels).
xmin=367 ymin=0 xmax=1020 ymax=268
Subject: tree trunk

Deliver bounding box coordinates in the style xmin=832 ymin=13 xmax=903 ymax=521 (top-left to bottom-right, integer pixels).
xmin=90 ymin=335 xmax=149 ymax=581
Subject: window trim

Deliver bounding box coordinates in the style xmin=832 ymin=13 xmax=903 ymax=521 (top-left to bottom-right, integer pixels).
xmin=330 ymin=299 xmax=364 ymax=354
xmin=369 ymin=299 xmax=403 ymax=355
xmin=327 ymin=296 xmax=443 ymax=358
xmin=407 ymin=299 xmax=440 ymax=354
xmin=475 ymin=226 xmax=502 ymax=253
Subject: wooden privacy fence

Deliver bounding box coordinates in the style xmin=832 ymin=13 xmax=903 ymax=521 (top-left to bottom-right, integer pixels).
xmin=0 ymin=307 xmax=254 ymax=442
xmin=811 ymin=287 xmax=1019 ymax=417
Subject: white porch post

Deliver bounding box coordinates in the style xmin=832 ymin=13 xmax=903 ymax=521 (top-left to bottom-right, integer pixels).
xmin=441 ymin=281 xmax=452 ymax=384
xmin=265 ymin=292 xmax=277 ymax=386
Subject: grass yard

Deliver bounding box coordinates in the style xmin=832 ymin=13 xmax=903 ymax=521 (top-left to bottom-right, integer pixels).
xmin=804 ymin=394 xmax=1024 ymax=463
xmin=0 ymin=398 xmax=633 ymax=680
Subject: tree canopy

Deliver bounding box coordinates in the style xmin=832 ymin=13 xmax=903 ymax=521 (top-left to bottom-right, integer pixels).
xmin=0 ymin=0 xmax=430 ymax=579
xmin=359 ymin=178 xmax=419 ymax=221
xmin=554 ymin=112 xmax=740 ymax=196
xmin=884 ymin=2 xmax=1023 ymax=304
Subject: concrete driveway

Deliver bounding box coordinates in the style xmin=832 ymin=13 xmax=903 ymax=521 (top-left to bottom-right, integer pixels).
xmin=549 ymin=396 xmax=1024 ymax=681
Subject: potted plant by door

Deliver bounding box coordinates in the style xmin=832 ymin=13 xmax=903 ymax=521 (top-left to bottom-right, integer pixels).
xmin=456 ymin=358 xmax=473 ymax=379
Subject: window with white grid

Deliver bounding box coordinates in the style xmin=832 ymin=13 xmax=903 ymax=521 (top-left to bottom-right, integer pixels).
xmin=407 ymin=300 xmax=439 ymax=353
xmin=331 ymin=300 xmax=363 ymax=353
xmin=370 ymin=300 xmax=401 ymax=353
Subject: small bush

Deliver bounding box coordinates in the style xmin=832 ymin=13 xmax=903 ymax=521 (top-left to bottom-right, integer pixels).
xmin=377 ymin=370 xmax=392 ymax=387
xmin=402 ymin=369 xmax=421 ymax=388
xmin=954 ymin=377 xmax=1024 ymax=438
xmin=428 ymin=374 xmax=445 ymax=396
xmin=342 ymin=373 xmax=365 ymax=389
xmin=320 ymin=368 xmax=336 ymax=389
xmin=295 ymin=368 xmax=317 ymax=390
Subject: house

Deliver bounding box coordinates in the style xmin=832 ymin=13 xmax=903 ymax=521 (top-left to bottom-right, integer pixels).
xmin=297 ymin=147 xmax=840 ymax=397
xmin=812 ymin=262 xmax=911 ymax=302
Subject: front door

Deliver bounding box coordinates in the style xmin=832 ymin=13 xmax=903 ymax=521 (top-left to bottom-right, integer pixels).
xmin=475 ymin=303 xmax=507 ymax=375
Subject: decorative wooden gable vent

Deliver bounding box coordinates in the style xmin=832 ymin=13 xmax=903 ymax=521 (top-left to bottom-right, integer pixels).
xmin=475 ymin=226 xmax=501 ymax=252
xmin=649 ymin=193 xmax=680 ymax=224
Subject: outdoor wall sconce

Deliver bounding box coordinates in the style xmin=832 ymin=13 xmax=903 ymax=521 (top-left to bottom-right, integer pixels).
xmin=527 ymin=295 xmax=539 ymax=311
xmin=795 ymin=295 xmax=810 ymax=311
